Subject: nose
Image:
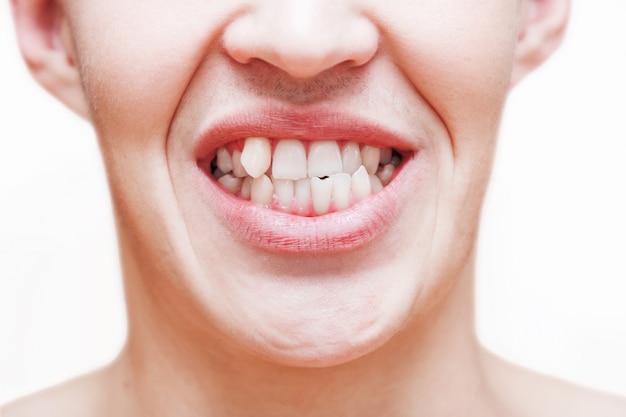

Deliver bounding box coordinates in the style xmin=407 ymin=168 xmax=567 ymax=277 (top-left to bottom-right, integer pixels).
xmin=222 ymin=0 xmax=379 ymax=79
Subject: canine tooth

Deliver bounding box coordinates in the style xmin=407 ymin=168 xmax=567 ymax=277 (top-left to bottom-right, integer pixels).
xmin=311 ymin=177 xmax=333 ymax=215
xmin=231 ymin=150 xmax=247 ymax=177
xmin=341 ymin=141 xmax=362 ymax=174
xmin=272 ymin=140 xmax=307 ymax=180
xmin=241 ymin=137 xmax=271 ymax=178
xmin=216 ymin=147 xmax=233 ymax=173
xmin=295 ymin=178 xmax=311 ymax=209
xmin=376 ymin=164 xmax=395 ymax=186
xmin=369 ymin=174 xmax=383 ymax=193
xmin=251 ymin=175 xmax=273 ymax=206
xmin=240 ymin=177 xmax=253 ymax=199
xmin=218 ymin=174 xmax=242 ymax=194
xmin=380 ymin=148 xmax=392 ymax=165
xmin=308 ymin=141 xmax=342 ymax=178
xmin=331 ymin=173 xmax=351 ymax=210
xmin=274 ymin=179 xmax=295 ymax=208
xmin=361 ymin=145 xmax=381 ymax=175
xmin=351 ymin=165 xmax=371 ymax=201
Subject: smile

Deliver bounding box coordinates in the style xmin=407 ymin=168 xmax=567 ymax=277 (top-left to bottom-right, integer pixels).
xmin=204 ymin=138 xmax=404 ymax=216
xmin=192 ymin=108 xmax=422 ymax=252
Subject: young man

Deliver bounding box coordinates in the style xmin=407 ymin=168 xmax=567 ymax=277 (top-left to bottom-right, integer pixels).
xmin=4 ymin=0 xmax=625 ymax=416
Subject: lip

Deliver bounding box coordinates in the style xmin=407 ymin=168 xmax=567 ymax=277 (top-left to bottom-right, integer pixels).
xmin=192 ymin=107 xmax=422 ymax=253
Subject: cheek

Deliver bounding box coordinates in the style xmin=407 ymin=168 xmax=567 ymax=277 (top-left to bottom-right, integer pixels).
xmin=66 ymin=1 xmax=233 ymax=141
xmin=380 ymin=0 xmax=519 ymax=199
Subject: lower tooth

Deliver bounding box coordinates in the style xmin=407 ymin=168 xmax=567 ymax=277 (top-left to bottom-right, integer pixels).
xmin=369 ymin=175 xmax=383 ymax=194
xmin=331 ymin=173 xmax=351 ymax=210
xmin=351 ymin=166 xmax=371 ymax=201
xmin=218 ymin=174 xmax=242 ymax=194
xmin=274 ymin=179 xmax=295 ymax=208
xmin=311 ymin=177 xmax=333 ymax=215
xmin=240 ymin=177 xmax=253 ymax=199
xmin=251 ymin=175 xmax=274 ymax=206
xmin=376 ymin=164 xmax=395 ymax=186
xmin=295 ymin=178 xmax=311 ymax=209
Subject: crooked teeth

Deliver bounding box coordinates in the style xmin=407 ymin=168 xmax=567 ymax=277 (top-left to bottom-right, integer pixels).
xmin=351 ymin=165 xmax=371 ymax=201
xmin=341 ymin=141 xmax=362 ymax=174
xmin=331 ymin=173 xmax=351 ymax=210
xmin=211 ymin=138 xmax=402 ymax=215
xmin=231 ymin=150 xmax=247 ymax=178
xmin=311 ymin=176 xmax=333 ymax=215
xmin=272 ymin=139 xmax=307 ymax=180
xmin=361 ymin=145 xmax=381 ymax=175
xmin=241 ymin=137 xmax=272 ymax=178
xmin=308 ymin=141 xmax=342 ymax=178
xmin=295 ymin=178 xmax=311 ymax=210
xmin=216 ymin=147 xmax=233 ymax=174
xmin=274 ymin=179 xmax=295 ymax=208
xmin=251 ymin=174 xmax=273 ymax=206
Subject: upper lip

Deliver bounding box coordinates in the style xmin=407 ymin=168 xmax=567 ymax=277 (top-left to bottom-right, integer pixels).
xmin=193 ymin=105 xmax=419 ymax=161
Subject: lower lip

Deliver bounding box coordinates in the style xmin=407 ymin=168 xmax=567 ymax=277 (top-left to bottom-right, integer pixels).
xmin=198 ymin=156 xmax=416 ymax=253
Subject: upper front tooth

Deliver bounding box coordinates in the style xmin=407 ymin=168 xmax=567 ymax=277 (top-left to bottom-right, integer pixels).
xmin=308 ymin=141 xmax=342 ymax=178
xmin=341 ymin=142 xmax=362 ymax=174
xmin=272 ymin=140 xmax=307 ymax=180
xmin=361 ymin=145 xmax=381 ymax=175
xmin=241 ymin=137 xmax=272 ymax=178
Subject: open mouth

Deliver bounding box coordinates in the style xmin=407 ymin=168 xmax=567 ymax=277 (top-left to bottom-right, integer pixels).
xmin=201 ymin=138 xmax=405 ymax=216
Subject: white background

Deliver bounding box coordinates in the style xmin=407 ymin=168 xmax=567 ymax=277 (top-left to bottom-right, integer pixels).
xmin=1 ymin=0 xmax=625 ymax=404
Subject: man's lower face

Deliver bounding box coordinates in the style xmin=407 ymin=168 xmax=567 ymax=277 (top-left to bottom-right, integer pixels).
xmin=68 ymin=0 xmax=519 ymax=364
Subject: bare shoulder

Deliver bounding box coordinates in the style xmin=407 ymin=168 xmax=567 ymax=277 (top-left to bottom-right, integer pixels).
xmin=481 ymin=349 xmax=626 ymax=417
xmin=1 ymin=368 xmax=112 ymax=417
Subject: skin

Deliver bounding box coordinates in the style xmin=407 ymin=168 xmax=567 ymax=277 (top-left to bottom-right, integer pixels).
xmin=4 ymin=0 xmax=626 ymax=415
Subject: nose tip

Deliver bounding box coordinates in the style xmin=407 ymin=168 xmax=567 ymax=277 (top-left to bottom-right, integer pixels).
xmin=222 ymin=2 xmax=379 ymax=79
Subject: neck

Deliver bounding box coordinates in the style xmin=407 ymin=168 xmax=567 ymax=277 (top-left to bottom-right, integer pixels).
xmin=108 ymin=260 xmax=500 ymax=417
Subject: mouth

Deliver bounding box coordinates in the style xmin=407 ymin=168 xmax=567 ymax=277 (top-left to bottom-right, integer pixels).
xmin=192 ymin=109 xmax=421 ymax=252
xmin=201 ymin=138 xmax=405 ymax=216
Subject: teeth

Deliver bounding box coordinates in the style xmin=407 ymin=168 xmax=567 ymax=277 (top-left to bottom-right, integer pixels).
xmin=216 ymin=147 xmax=233 ymax=174
xmin=272 ymin=140 xmax=307 ymax=180
xmin=251 ymin=174 xmax=274 ymax=206
xmin=376 ymin=164 xmax=395 ymax=186
xmin=274 ymin=179 xmax=295 ymax=208
xmin=311 ymin=176 xmax=334 ymax=215
xmin=351 ymin=165 xmax=371 ymax=201
xmin=361 ymin=145 xmax=381 ymax=175
xmin=212 ymin=139 xmax=402 ymax=215
xmin=341 ymin=141 xmax=362 ymax=175
xmin=231 ymin=150 xmax=247 ymax=178
xmin=218 ymin=174 xmax=242 ymax=194
xmin=240 ymin=176 xmax=253 ymax=199
xmin=241 ymin=137 xmax=272 ymax=178
xmin=295 ymin=178 xmax=311 ymax=209
xmin=331 ymin=173 xmax=351 ymax=210
xmin=308 ymin=141 xmax=342 ymax=178
xmin=369 ymin=174 xmax=383 ymax=194
xmin=380 ymin=148 xmax=392 ymax=165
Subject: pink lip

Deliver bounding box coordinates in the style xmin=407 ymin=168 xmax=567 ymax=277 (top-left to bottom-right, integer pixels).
xmin=193 ymin=107 xmax=421 ymax=253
